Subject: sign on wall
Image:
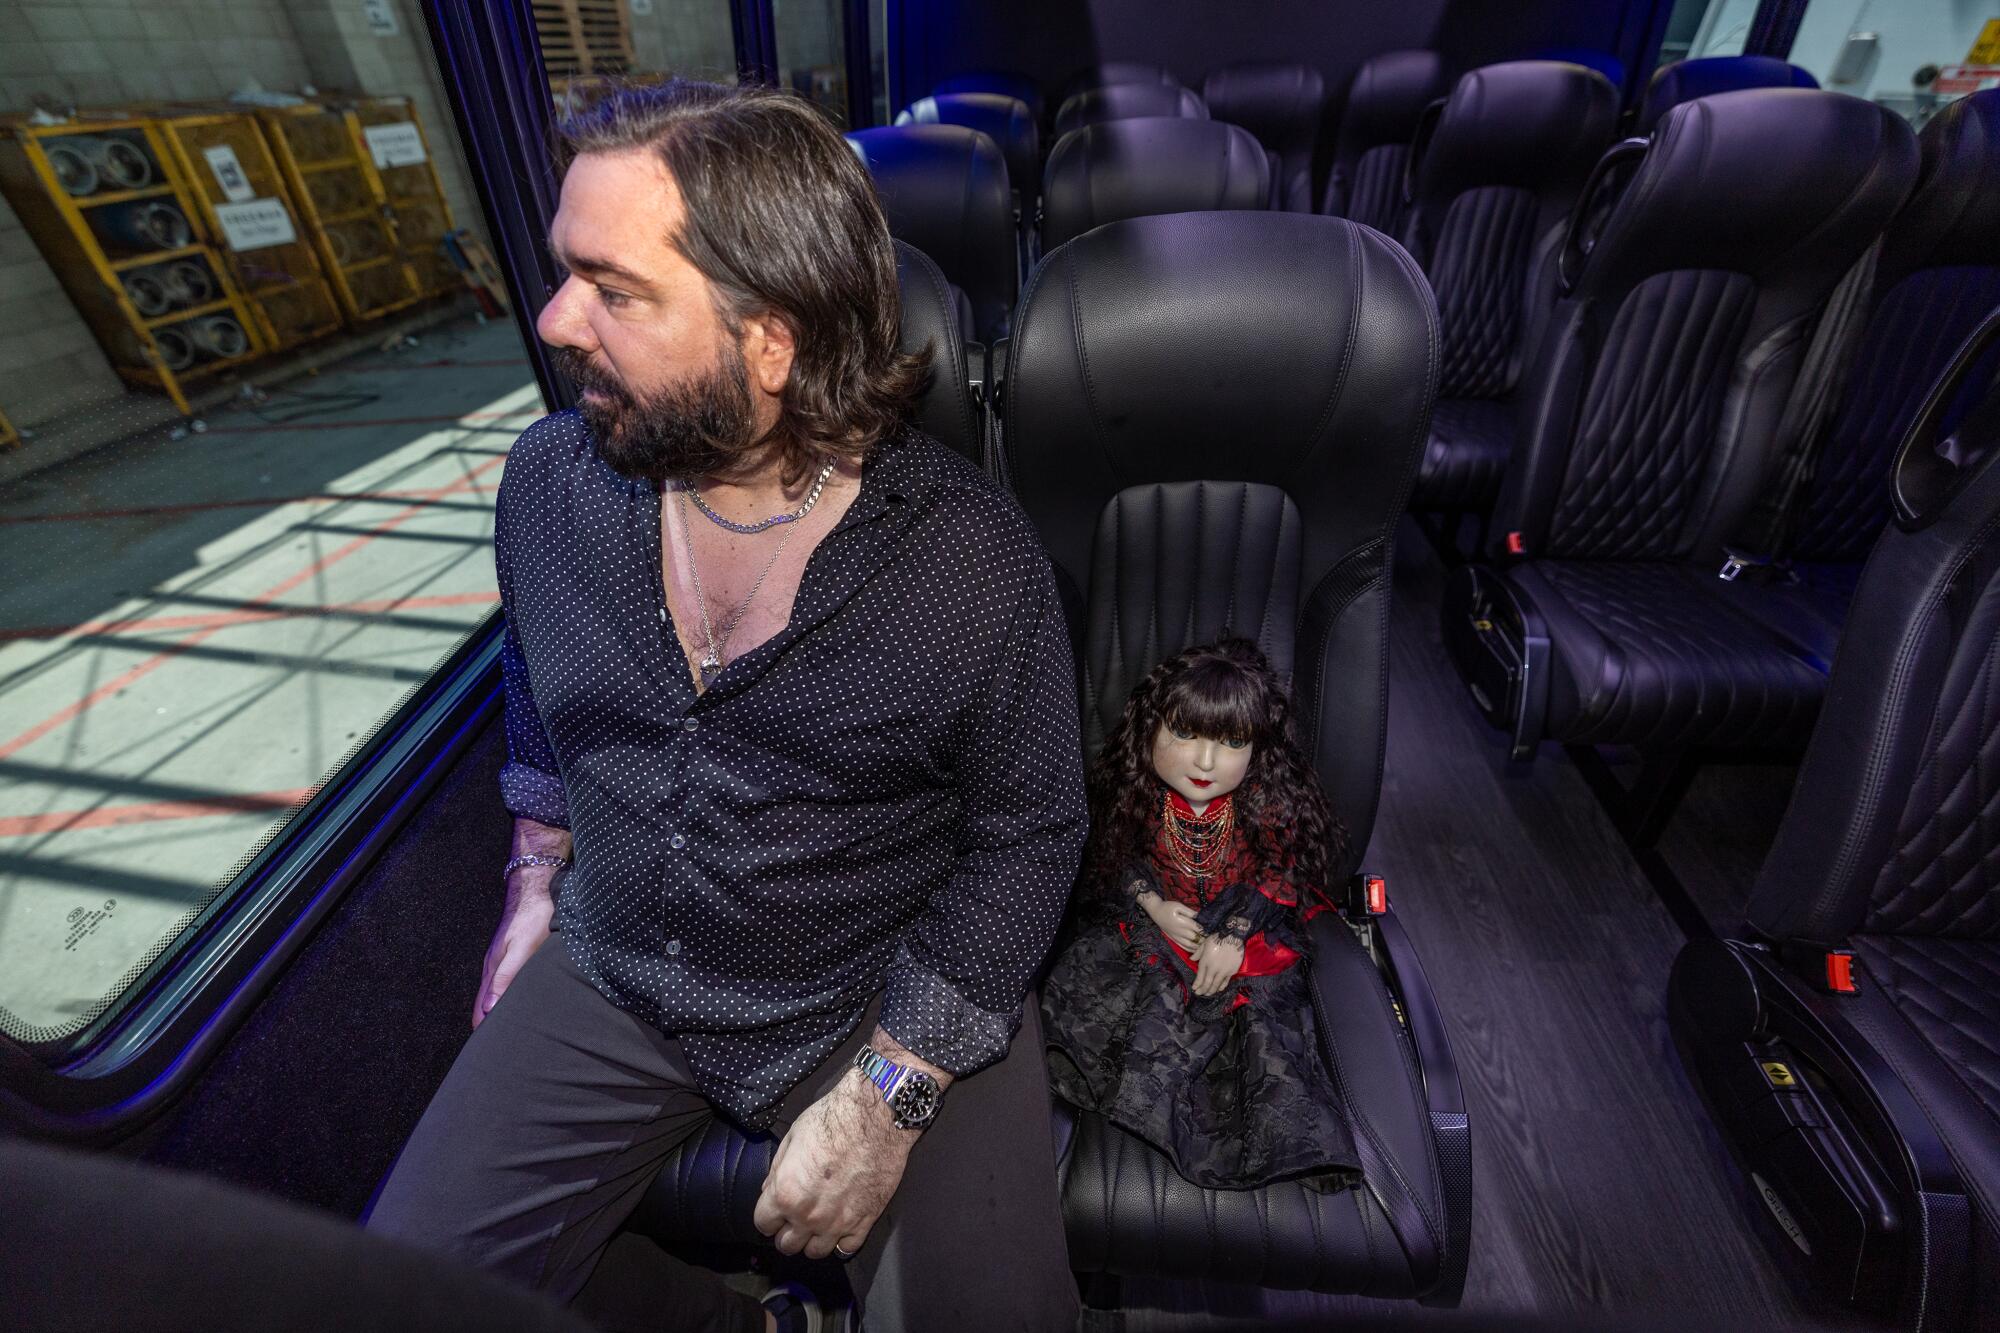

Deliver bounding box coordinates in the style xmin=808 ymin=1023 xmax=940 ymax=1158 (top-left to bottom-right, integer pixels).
xmin=202 ymin=145 xmax=256 ymax=203
xmin=362 ymin=0 xmax=399 ymax=37
xmin=213 ymin=198 xmax=298 ymax=251
xmin=363 ymin=122 xmax=428 ymax=168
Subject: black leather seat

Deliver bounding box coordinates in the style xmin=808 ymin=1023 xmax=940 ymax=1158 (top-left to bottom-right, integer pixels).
xmin=1320 ymin=49 xmax=1452 ymax=234
xmin=1200 ymin=61 xmax=1325 ymax=212
xmin=1040 ymin=118 xmax=1270 ymax=252
xmin=931 ymin=69 xmax=1044 ymax=126
xmin=893 ymin=240 xmax=984 ymax=470
xmin=619 ymin=212 xmax=1472 ymax=1310
xmin=846 ymin=125 xmax=1017 ymax=342
xmin=1052 ymin=82 xmax=1208 ymax=142
xmin=895 ymin=92 xmax=1039 ymax=217
xmin=1441 ymin=89 xmax=1917 ymax=758
xmin=1400 ymin=60 xmax=1618 ymax=514
xmin=1669 ymin=315 xmax=2000 ymax=1327
xmin=1710 ymin=90 xmax=2000 ymax=661
xmin=1634 ymin=55 xmax=1818 ymax=134
xmin=1006 ymin=210 xmax=1471 ymax=1305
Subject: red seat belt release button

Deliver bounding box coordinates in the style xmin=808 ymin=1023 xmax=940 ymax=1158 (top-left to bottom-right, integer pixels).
xmin=1825 ymin=950 xmax=1858 ymax=994
xmin=1365 ymin=875 xmax=1387 ymax=915
xmin=1505 ymin=531 xmax=1527 ymax=556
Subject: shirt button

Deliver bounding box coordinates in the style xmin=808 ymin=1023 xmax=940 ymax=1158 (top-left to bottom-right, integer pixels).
xmin=682 ymin=717 xmax=699 ymax=732
xmin=670 ymin=833 xmax=687 ymax=850
xmin=665 ymin=939 xmax=681 ymax=956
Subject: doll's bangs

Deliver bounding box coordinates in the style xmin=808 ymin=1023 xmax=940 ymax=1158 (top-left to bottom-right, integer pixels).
xmin=1159 ymin=660 xmax=1264 ymax=744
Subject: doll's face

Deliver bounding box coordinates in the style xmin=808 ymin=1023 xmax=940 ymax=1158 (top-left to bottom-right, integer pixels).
xmin=1150 ymin=722 xmax=1254 ymax=811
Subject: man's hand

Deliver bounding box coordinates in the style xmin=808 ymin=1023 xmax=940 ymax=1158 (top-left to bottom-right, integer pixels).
xmin=474 ymin=817 xmax=570 ymax=1029
xmin=1138 ymin=891 xmax=1203 ymax=952
xmin=1191 ymin=934 xmax=1245 ymax=997
xmin=753 ymin=1029 xmax=952 ymax=1260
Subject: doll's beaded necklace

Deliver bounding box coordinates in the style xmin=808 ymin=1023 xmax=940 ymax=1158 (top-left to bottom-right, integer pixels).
xmin=1161 ymin=790 xmax=1234 ymax=879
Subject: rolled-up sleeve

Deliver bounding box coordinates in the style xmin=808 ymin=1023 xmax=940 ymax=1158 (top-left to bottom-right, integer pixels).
xmin=494 ymin=461 xmax=569 ymax=830
xmin=878 ymin=566 xmax=1087 ymax=1074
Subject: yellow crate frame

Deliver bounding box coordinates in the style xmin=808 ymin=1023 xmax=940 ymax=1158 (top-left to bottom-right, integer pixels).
xmin=257 ymin=98 xmax=461 ymax=327
xmin=0 ymin=404 xmax=19 ymax=451
xmin=534 ymin=0 xmax=634 ymax=77
xmin=0 ymin=116 xmax=269 ymax=416
xmin=152 ymin=110 xmax=343 ymax=354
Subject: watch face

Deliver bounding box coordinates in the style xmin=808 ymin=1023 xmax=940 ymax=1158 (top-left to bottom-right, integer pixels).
xmin=889 ymin=1071 xmax=941 ymax=1128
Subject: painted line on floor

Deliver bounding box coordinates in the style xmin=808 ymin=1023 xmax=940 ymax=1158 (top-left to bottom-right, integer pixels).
xmin=0 ymin=453 xmax=509 ymax=763
xmin=0 ymin=787 xmax=314 ymax=839
xmin=0 ymin=484 xmax=500 ymax=526
xmin=0 ymin=591 xmax=500 ymax=644
xmin=198 ymin=409 xmax=539 ymax=436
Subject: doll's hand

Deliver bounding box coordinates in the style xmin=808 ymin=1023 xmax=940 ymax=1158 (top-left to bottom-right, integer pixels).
xmin=1140 ymin=893 xmax=1203 ymax=953
xmin=1191 ymin=934 xmax=1245 ymax=997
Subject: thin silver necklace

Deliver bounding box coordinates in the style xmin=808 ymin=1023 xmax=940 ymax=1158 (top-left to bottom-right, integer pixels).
xmin=686 ymin=458 xmax=838 ymax=533
xmin=674 ymin=485 xmax=801 ymax=689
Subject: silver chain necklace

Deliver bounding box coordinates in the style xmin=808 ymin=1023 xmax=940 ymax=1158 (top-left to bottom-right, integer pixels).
xmin=674 ymin=485 xmax=802 ymax=689
xmin=685 ymin=458 xmax=838 ymax=534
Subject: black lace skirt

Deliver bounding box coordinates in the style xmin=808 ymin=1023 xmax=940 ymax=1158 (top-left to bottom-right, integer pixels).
xmin=1040 ymin=906 xmax=1362 ymax=1193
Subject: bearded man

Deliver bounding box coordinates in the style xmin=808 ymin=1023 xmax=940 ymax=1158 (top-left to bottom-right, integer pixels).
xmin=363 ymin=81 xmax=1086 ymax=1333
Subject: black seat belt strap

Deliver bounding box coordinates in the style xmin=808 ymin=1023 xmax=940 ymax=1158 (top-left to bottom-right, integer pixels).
xmin=1720 ymin=240 xmax=1882 ymax=581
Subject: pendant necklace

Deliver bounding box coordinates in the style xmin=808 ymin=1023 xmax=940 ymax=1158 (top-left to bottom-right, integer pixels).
xmin=672 ymin=461 xmax=838 ymax=687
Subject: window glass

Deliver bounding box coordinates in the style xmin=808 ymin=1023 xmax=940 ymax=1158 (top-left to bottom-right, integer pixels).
xmin=871 ymin=0 xmax=891 ymax=126
xmin=541 ymin=0 xmax=738 ymax=105
xmin=774 ymin=0 xmax=851 ymax=123
xmin=1787 ymin=0 xmax=1998 ymax=126
xmin=1658 ymin=0 xmax=1753 ymax=67
xmin=0 ymin=0 xmax=545 ymax=1051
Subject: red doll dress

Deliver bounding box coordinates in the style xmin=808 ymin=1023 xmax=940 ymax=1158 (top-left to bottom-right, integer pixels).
xmin=1041 ymin=789 xmax=1361 ymax=1191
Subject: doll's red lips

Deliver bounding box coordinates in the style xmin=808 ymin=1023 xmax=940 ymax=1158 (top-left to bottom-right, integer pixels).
xmin=1189 ymin=779 xmax=1213 ymax=788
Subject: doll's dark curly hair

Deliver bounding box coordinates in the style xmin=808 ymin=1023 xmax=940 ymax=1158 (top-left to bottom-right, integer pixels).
xmin=1085 ymin=638 xmax=1346 ymax=907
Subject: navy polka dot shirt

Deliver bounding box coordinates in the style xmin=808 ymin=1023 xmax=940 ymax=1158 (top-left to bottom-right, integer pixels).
xmin=496 ymin=411 xmax=1087 ymax=1130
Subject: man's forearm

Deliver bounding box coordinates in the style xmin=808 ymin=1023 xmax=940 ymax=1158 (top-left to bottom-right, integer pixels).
xmin=869 ymin=1025 xmax=955 ymax=1093
xmin=507 ymin=817 xmax=573 ymax=908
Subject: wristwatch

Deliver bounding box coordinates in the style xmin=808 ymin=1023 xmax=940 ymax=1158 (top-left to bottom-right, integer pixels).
xmin=852 ymin=1046 xmax=944 ymax=1131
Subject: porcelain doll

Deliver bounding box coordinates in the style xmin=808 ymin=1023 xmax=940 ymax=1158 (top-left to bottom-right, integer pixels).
xmin=1042 ymin=637 xmax=1360 ymax=1191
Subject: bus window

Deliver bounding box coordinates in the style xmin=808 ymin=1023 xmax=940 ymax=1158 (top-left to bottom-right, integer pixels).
xmin=774 ymin=0 xmax=851 ymax=123
xmin=1662 ymin=0 xmax=1754 ymax=66
xmin=0 ymin=0 xmax=546 ymax=1058
xmin=1787 ymin=0 xmax=2000 ymax=125
xmin=542 ymin=0 xmax=738 ymax=104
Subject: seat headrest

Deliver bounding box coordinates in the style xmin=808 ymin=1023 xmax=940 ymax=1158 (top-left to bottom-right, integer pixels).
xmin=1041 ymin=118 xmax=1270 ymax=250
xmin=1579 ymin=89 xmax=1917 ymax=296
xmin=1199 ymin=61 xmax=1326 ymax=152
xmin=1412 ymin=60 xmax=1618 ymax=201
xmin=892 ymin=240 xmax=980 ymax=466
xmin=932 ymin=70 xmax=1044 ymax=124
xmin=1061 ymin=61 xmax=1181 ymax=103
xmin=1053 ymin=83 xmax=1208 ymax=140
xmin=846 ymin=125 xmax=1016 ymax=341
xmin=1635 ymin=55 xmax=1818 ymax=135
xmin=1881 ymin=88 xmax=2000 ymax=277
xmin=896 ymin=93 xmax=1039 ymax=203
xmin=1336 ymin=49 xmax=1452 ymax=153
xmin=1006 ymin=212 xmax=1435 ymax=594
xmin=1536 ymin=47 xmax=1625 ymax=89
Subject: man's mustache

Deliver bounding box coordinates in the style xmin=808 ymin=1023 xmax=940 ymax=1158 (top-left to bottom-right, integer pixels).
xmin=552 ymin=347 xmax=628 ymax=401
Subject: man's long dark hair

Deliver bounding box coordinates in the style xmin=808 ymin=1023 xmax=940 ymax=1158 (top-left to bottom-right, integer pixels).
xmin=556 ymin=80 xmax=929 ymax=484
xmin=1085 ymin=639 xmax=1345 ymax=906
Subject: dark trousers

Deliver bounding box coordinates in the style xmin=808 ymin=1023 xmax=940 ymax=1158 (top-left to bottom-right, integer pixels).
xmin=362 ymin=935 xmax=1080 ymax=1332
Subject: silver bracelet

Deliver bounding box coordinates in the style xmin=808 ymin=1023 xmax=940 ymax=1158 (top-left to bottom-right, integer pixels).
xmin=503 ymin=854 xmax=569 ymax=882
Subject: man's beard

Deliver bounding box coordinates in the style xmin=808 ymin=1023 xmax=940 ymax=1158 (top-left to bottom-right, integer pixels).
xmin=552 ymin=342 xmax=763 ymax=485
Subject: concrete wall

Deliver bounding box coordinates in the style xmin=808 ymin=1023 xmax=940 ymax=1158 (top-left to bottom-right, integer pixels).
xmin=0 ymin=0 xmax=493 ymax=432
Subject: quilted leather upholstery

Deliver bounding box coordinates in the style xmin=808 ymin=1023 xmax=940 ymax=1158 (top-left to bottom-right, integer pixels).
xmin=1053 ymin=83 xmax=1207 ymax=141
xmin=1323 ymin=49 xmax=1450 ymax=232
xmin=896 ymin=92 xmax=1039 ymax=209
xmin=1040 ymin=118 xmax=1271 ymax=252
xmin=1402 ymin=62 xmax=1616 ymax=510
xmin=1634 ymin=56 xmax=1817 ymax=135
xmin=1080 ymin=482 xmax=1301 ymax=752
xmin=1430 ymin=188 xmax=1541 ymax=399
xmin=892 ymin=241 xmax=981 ymax=468
xmin=847 ymin=125 xmax=1017 ymax=342
xmin=1415 ymin=397 xmax=1515 ymax=510
xmin=1546 ymin=270 xmax=1757 ymax=560
xmin=1509 ymin=560 xmax=1827 ymax=750
xmin=1201 ymin=62 xmax=1325 ymax=213
xmin=1852 ymin=936 xmax=2000 ymax=1122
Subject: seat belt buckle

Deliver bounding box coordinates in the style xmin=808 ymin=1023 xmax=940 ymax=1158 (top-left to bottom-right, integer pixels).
xmin=1718 ymin=548 xmax=1769 ymax=582
xmin=1824 ymin=950 xmax=1858 ymax=994
xmin=1342 ymin=872 xmax=1388 ymax=915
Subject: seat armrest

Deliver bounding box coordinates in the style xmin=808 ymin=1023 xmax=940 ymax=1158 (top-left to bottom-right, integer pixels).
xmin=1307 ymin=910 xmax=1456 ymax=1301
